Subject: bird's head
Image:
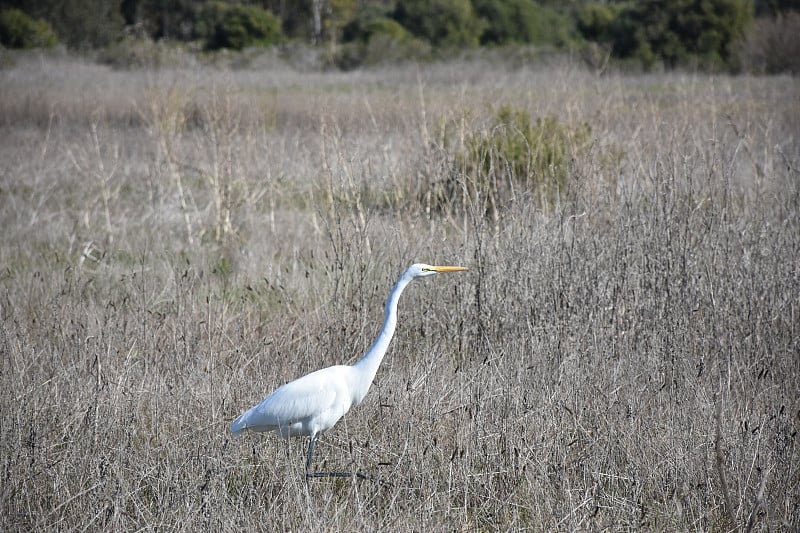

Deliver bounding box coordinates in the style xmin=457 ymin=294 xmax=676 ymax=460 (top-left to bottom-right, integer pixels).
xmin=407 ymin=263 xmax=469 ymax=279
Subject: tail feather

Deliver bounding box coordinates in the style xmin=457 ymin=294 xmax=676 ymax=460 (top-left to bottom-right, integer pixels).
xmin=230 ymin=410 xmax=250 ymax=435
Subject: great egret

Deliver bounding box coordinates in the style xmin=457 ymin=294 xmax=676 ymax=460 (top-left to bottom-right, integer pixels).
xmin=230 ymin=263 xmax=468 ymax=477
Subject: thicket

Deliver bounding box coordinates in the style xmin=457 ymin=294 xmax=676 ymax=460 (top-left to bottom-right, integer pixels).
xmin=0 ymin=0 xmax=124 ymax=49
xmin=336 ymin=5 xmax=432 ymax=68
xmin=393 ymin=0 xmax=485 ymax=48
xmin=474 ymin=0 xmax=573 ymax=46
xmin=1 ymin=0 xmax=798 ymax=73
xmin=577 ymin=0 xmax=754 ymax=69
xmin=424 ymin=105 xmax=594 ymax=217
xmin=195 ymin=2 xmax=284 ymax=51
xmin=0 ymin=8 xmax=57 ymax=48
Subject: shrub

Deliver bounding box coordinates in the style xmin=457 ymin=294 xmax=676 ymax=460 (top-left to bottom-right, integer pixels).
xmin=393 ymin=0 xmax=485 ymax=48
xmin=578 ymin=0 xmax=754 ymax=70
xmin=576 ymin=2 xmax=622 ymax=44
xmin=366 ymin=17 xmax=409 ymax=42
xmin=0 ymin=8 xmax=58 ymax=48
xmin=197 ymin=2 xmax=283 ymax=51
xmin=323 ymin=0 xmax=359 ymax=44
xmin=97 ymin=37 xmax=186 ymax=70
xmin=343 ymin=5 xmax=411 ymax=44
xmin=338 ymin=8 xmax=432 ymax=68
xmin=641 ymin=0 xmax=752 ymax=69
xmin=474 ymin=0 xmax=575 ymax=46
xmin=43 ymin=0 xmax=124 ymax=50
xmin=427 ymin=105 xmax=592 ymax=216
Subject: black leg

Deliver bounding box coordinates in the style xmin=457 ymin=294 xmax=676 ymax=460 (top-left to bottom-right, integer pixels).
xmin=304 ymin=433 xmax=318 ymax=488
xmin=305 ymin=433 xmax=317 ymax=474
xmin=303 ymin=434 xmax=389 ymax=486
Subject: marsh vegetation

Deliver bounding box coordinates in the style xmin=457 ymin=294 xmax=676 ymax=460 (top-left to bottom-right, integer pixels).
xmin=1 ymin=53 xmax=798 ymax=530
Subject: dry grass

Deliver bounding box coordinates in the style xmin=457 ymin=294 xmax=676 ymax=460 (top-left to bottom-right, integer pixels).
xmin=1 ymin=51 xmax=798 ymax=530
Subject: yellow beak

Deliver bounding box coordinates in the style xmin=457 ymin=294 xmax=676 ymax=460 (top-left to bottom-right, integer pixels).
xmin=429 ymin=265 xmax=469 ymax=273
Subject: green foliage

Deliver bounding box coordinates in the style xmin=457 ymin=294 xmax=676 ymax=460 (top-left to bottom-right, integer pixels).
xmin=337 ymin=8 xmax=432 ymax=68
xmin=0 ymin=0 xmax=762 ymax=71
xmin=469 ymin=105 xmax=591 ymax=204
xmin=343 ymin=7 xmax=410 ymax=44
xmin=336 ymin=28 xmax=431 ymax=69
xmin=362 ymin=17 xmax=409 ymax=42
xmin=394 ymin=0 xmax=485 ymax=47
xmin=576 ymin=2 xmax=622 ymax=43
xmin=135 ymin=0 xmax=198 ymax=40
xmin=324 ymin=0 xmax=358 ymax=43
xmin=474 ymin=0 xmax=575 ymax=46
xmin=431 ymin=105 xmax=592 ymax=215
xmin=197 ymin=2 xmax=284 ymax=51
xmin=578 ymin=0 xmax=753 ymax=70
xmin=0 ymin=8 xmax=58 ymax=48
xmin=50 ymin=0 xmax=125 ymax=49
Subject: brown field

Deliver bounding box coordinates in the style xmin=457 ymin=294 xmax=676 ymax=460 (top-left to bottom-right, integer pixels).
xmin=1 ymin=51 xmax=798 ymax=530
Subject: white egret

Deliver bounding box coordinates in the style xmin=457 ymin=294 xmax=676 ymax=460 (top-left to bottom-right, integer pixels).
xmin=230 ymin=263 xmax=468 ymax=477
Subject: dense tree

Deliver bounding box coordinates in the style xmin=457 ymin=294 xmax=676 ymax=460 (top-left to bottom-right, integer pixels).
xmin=578 ymin=0 xmax=753 ymax=69
xmin=637 ymin=0 xmax=750 ymax=67
xmin=394 ymin=0 xmax=484 ymax=47
xmin=197 ymin=2 xmax=283 ymax=50
xmin=255 ymin=0 xmax=313 ymax=41
xmin=474 ymin=0 xmax=574 ymax=46
xmin=576 ymin=2 xmax=622 ymax=43
xmin=0 ymin=0 xmax=773 ymax=72
xmin=135 ymin=0 xmax=198 ymax=41
xmin=0 ymin=0 xmax=124 ymax=48
xmin=343 ymin=4 xmax=407 ymax=44
xmin=323 ymin=0 xmax=358 ymax=44
xmin=0 ymin=8 xmax=58 ymax=48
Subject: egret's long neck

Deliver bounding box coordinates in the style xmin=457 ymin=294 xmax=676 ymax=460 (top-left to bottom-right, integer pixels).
xmin=351 ymin=272 xmax=413 ymax=403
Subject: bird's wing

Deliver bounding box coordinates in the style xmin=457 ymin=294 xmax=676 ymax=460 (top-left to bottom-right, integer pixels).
xmin=231 ymin=366 xmax=348 ymax=435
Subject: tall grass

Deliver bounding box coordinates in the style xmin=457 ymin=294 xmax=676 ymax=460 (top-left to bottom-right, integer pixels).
xmin=1 ymin=52 xmax=798 ymax=530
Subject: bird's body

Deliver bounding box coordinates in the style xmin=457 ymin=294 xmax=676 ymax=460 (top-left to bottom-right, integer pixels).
xmin=230 ymin=364 xmax=358 ymax=439
xmin=230 ymin=263 xmax=468 ymax=475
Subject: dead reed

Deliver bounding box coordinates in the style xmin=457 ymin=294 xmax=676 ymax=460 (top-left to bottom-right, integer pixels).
xmin=1 ymin=52 xmax=798 ymax=530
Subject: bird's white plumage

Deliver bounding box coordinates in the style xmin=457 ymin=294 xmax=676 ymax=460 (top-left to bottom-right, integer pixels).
xmin=229 ymin=263 xmax=468 ymax=474
xmin=230 ymin=365 xmax=354 ymax=438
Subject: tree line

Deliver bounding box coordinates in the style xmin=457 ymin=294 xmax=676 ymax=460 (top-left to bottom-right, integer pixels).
xmin=1 ymin=0 xmax=798 ymax=71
